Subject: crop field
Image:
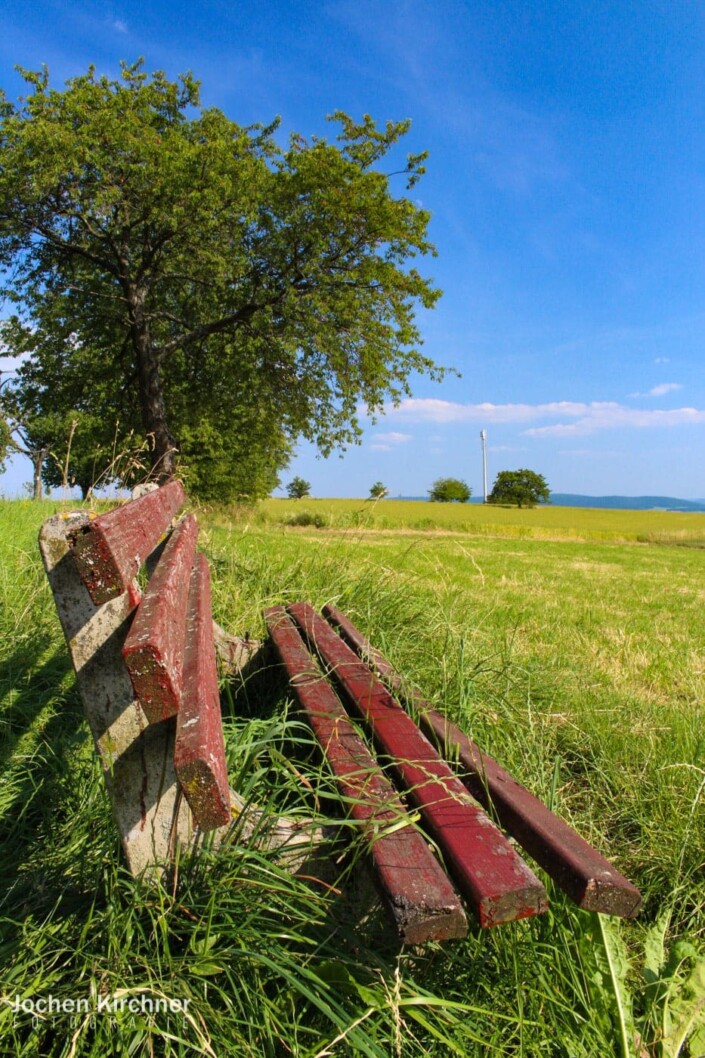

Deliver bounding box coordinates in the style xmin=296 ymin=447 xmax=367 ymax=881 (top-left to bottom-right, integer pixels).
xmin=1 ymin=497 xmax=704 ymax=1057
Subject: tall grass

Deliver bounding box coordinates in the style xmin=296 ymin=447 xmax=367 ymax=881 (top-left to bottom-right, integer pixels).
xmin=1 ymin=499 xmax=704 ymax=1056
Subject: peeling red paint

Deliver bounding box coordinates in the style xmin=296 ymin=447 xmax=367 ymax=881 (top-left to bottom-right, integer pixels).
xmin=174 ymin=555 xmax=230 ymax=831
xmin=123 ymin=515 xmax=198 ymax=723
xmin=290 ymin=603 xmax=547 ymax=928
xmin=69 ymin=481 xmax=186 ymax=604
xmin=265 ymin=606 xmax=467 ymax=943
xmin=323 ymin=604 xmax=641 ymax=919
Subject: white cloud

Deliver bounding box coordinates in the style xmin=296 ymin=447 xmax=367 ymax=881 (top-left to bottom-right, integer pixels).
xmin=629 ymin=382 xmax=682 ymax=398
xmin=372 ymin=431 xmax=413 ymax=444
xmin=375 ymin=396 xmax=705 ymax=438
xmin=525 ymin=406 xmax=705 ymax=437
xmin=648 ymin=382 xmax=682 ymax=397
xmin=112 ymin=19 xmax=128 ymax=32
xmin=369 ymin=444 xmax=392 ymax=452
xmin=654 ymin=357 xmax=670 ymax=364
xmin=378 ymin=397 xmax=602 ymax=424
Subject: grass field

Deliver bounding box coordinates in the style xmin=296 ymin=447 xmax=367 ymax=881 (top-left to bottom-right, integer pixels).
xmin=257 ymin=496 xmax=705 ymax=545
xmin=1 ymin=498 xmax=704 ymax=1056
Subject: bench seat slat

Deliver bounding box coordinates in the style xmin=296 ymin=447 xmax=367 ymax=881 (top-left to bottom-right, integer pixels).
xmin=323 ymin=605 xmax=642 ymax=919
xmin=122 ymin=514 xmax=199 ymax=723
xmin=69 ymin=480 xmax=186 ymax=604
xmin=289 ymin=603 xmax=547 ymax=928
xmin=174 ymin=554 xmax=231 ymax=831
xmin=265 ymin=606 xmax=467 ymax=944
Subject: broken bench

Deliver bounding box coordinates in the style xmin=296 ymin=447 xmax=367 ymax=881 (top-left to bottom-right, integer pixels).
xmin=39 ymin=481 xmax=641 ymax=944
xmin=39 ymin=481 xmax=309 ymax=877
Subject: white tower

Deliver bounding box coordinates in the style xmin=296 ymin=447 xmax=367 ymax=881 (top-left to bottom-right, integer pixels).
xmin=480 ymin=429 xmax=488 ymax=503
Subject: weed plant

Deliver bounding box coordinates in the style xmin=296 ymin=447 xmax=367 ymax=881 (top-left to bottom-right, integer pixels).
xmin=0 ymin=500 xmax=703 ymax=1056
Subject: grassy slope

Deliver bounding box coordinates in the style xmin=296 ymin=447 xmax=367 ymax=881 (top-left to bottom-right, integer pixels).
xmin=1 ymin=499 xmax=704 ymax=1057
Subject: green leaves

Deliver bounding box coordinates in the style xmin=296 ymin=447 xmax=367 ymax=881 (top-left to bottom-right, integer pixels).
xmin=286 ymin=476 xmax=311 ymax=500
xmin=0 ymin=411 xmax=12 ymax=474
xmin=428 ymin=477 xmax=471 ymax=503
xmin=1 ymin=64 xmax=444 ymax=495
xmin=642 ymin=913 xmax=705 ymax=1057
xmin=488 ymin=469 xmax=551 ymax=508
xmin=574 ymin=910 xmax=705 ymax=1058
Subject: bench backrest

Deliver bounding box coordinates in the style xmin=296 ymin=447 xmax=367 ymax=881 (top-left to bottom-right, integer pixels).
xmin=39 ymin=484 xmax=231 ymax=877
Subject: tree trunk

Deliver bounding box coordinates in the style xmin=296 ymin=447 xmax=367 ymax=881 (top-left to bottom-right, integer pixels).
xmin=128 ymin=287 xmax=177 ymax=482
xmin=32 ymin=449 xmax=45 ymax=500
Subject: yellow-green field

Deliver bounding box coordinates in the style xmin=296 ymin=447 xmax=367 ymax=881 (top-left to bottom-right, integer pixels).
xmin=2 ymin=497 xmax=704 ymax=1057
xmin=255 ymin=496 xmax=705 ymax=545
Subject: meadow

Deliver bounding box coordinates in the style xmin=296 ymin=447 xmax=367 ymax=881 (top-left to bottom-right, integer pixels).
xmin=1 ymin=497 xmax=704 ymax=1057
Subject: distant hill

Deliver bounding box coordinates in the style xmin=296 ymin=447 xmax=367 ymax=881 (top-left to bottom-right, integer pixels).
xmin=547 ymin=494 xmax=705 ymax=512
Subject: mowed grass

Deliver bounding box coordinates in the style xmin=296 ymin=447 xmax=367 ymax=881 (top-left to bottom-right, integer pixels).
xmin=1 ymin=497 xmax=704 ymax=1057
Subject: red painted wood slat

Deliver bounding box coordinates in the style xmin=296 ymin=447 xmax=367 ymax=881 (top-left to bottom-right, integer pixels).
xmin=174 ymin=554 xmax=231 ymax=831
xmin=323 ymin=604 xmax=642 ymax=918
xmin=69 ymin=480 xmax=186 ymax=604
xmin=289 ymin=603 xmax=547 ymax=928
xmin=122 ymin=514 xmax=199 ymax=723
xmin=265 ymin=605 xmax=467 ymax=943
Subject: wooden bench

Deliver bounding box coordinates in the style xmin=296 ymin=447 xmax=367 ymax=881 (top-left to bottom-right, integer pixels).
xmin=40 ymin=481 xmax=641 ymax=944
xmin=39 ymin=481 xmax=313 ymax=876
xmin=265 ymin=602 xmax=642 ymax=942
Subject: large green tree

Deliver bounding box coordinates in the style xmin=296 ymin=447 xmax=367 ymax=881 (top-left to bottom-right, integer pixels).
xmin=488 ymin=469 xmax=550 ymax=508
xmin=0 ymin=63 xmax=444 ymax=497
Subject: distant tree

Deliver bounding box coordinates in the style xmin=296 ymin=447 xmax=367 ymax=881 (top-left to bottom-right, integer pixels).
xmin=369 ymin=481 xmax=388 ymax=499
xmin=488 ymin=469 xmax=550 ymax=508
xmin=0 ymin=375 xmax=52 ymax=498
xmin=287 ymin=476 xmax=311 ymax=500
xmin=428 ymin=477 xmax=471 ymax=503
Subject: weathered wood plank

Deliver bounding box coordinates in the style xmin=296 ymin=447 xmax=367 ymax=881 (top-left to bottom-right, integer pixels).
xmin=122 ymin=514 xmax=199 ymax=723
xmin=290 ymin=603 xmax=547 ymax=928
xmin=39 ymin=512 xmax=196 ymax=877
xmin=40 ymin=510 xmax=322 ymax=877
xmin=265 ymin=605 xmax=467 ymax=943
xmin=174 ymin=554 xmax=231 ymax=831
xmin=323 ymin=604 xmax=642 ymax=918
xmin=69 ymin=480 xmax=186 ymax=604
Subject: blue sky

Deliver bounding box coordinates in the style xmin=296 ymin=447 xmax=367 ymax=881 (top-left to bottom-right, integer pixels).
xmin=2 ymin=0 xmax=705 ymax=498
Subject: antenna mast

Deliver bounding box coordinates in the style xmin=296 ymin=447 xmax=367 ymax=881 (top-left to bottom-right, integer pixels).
xmin=480 ymin=429 xmax=488 ymax=503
